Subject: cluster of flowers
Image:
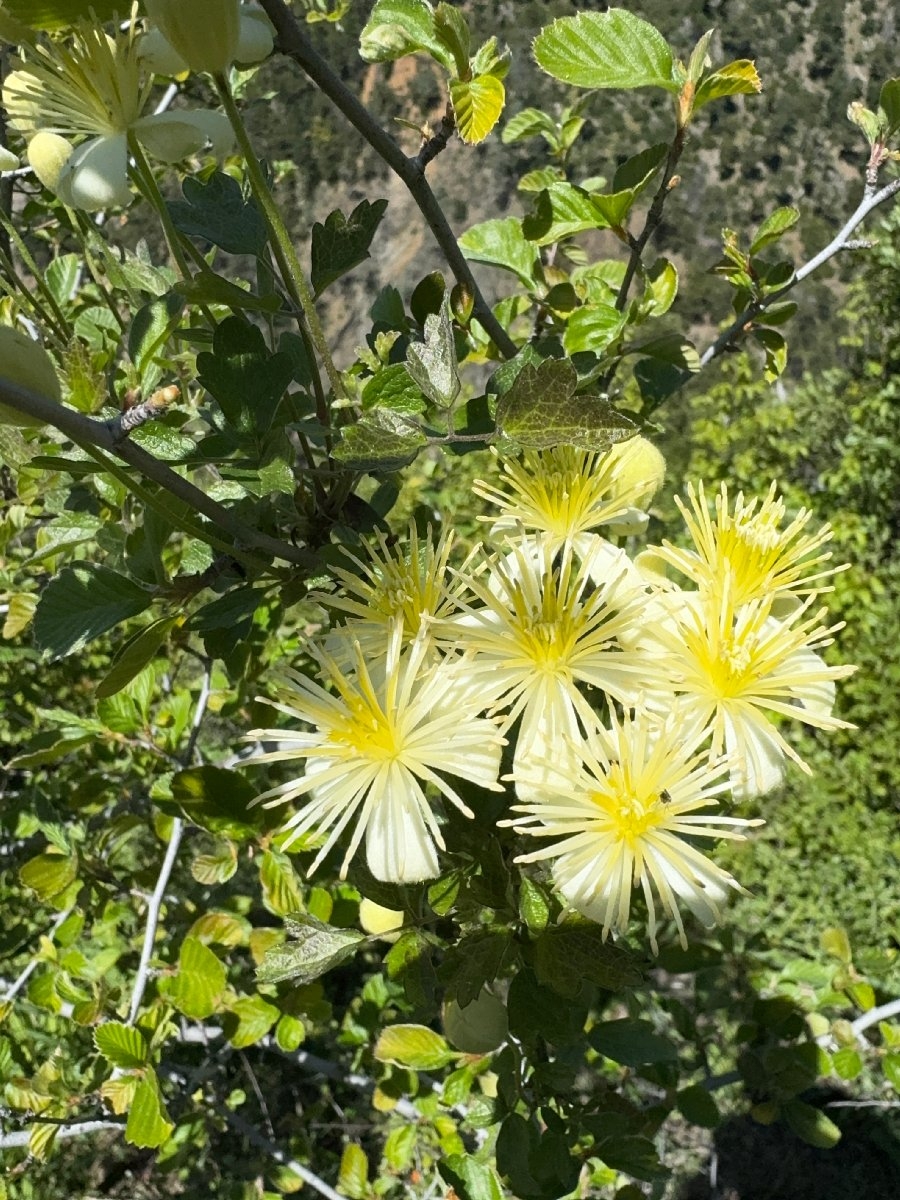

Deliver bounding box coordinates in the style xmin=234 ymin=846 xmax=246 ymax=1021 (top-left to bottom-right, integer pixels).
xmin=0 ymin=1 xmax=272 ymax=210
xmin=247 ymin=440 xmax=854 ymax=951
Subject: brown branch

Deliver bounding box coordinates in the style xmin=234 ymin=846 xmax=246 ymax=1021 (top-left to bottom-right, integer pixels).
xmin=0 ymin=377 xmax=315 ymax=568
xmin=257 ymin=0 xmax=519 ymax=360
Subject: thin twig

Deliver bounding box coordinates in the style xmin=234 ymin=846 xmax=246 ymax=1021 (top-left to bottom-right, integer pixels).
xmin=256 ymin=0 xmax=518 ymax=360
xmin=216 ymin=1103 xmax=348 ymax=1200
xmin=0 ymin=907 xmax=73 ymax=1006
xmin=126 ymin=665 xmax=212 ymax=1025
xmin=699 ymin=176 xmax=900 ymax=368
xmin=0 ymin=376 xmax=314 ymax=568
xmin=0 ymin=1120 xmax=123 ymax=1150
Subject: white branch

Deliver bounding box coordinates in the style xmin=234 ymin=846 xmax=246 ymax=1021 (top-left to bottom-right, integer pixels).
xmin=1 ymin=907 xmax=74 ymax=1006
xmin=0 ymin=1119 xmax=122 ymax=1150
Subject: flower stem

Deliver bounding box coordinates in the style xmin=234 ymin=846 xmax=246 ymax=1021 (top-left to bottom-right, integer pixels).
xmin=127 ymin=135 xmax=194 ymax=282
xmin=213 ymin=71 xmax=344 ymax=410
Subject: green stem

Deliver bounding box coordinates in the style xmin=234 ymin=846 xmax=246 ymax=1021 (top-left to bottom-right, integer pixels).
xmin=213 ymin=71 xmax=344 ymax=409
xmin=0 ymin=212 xmax=73 ymax=343
xmin=127 ymin=136 xmax=194 ymax=283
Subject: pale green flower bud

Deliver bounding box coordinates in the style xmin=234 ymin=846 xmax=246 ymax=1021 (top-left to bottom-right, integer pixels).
xmin=442 ymin=989 xmax=508 ymax=1054
xmin=137 ymin=27 xmax=189 ymax=76
xmin=0 ymin=324 xmax=62 ymax=429
xmin=144 ymin=0 xmax=241 ymax=75
xmin=26 ymin=131 xmax=74 ymax=191
xmin=602 ymin=436 xmax=667 ymax=535
xmin=0 ymin=145 xmax=18 ymax=172
xmin=235 ymin=5 xmax=275 ymax=65
xmin=135 ymin=110 xmax=234 ymax=162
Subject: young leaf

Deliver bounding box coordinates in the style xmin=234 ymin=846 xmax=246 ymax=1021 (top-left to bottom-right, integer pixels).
xmin=750 ymin=205 xmax=800 ymax=255
xmin=94 ymin=1022 xmax=149 ymax=1070
xmin=522 ymin=182 xmax=611 ymax=245
xmin=374 ymin=1024 xmax=456 ymax=1069
xmin=256 ymin=914 xmax=365 ymax=985
xmin=128 ymin=292 xmax=184 ymax=381
xmin=693 ymin=60 xmax=762 ymax=112
xmin=562 ymin=303 xmax=627 ymax=355
xmin=125 ymin=1072 xmax=174 ymax=1149
xmin=501 ymin=106 xmax=559 ymax=146
xmin=362 ymin=364 xmax=427 ymax=415
xmin=450 ymin=74 xmax=505 ymax=144
xmin=534 ymin=10 xmax=676 ymax=92
xmin=433 ymin=2 xmax=470 ymax=76
xmin=223 ymin=994 xmax=280 ymax=1049
xmin=19 ymin=851 xmax=78 ymax=902
xmin=458 ymin=217 xmax=538 ymax=287
xmin=359 ymin=0 xmax=452 ymax=69
xmin=158 ymin=937 xmax=227 ymax=1020
xmin=879 ymin=78 xmax=900 ymax=134
xmin=338 ymin=1143 xmax=370 ymax=1200
xmin=33 ymin=564 xmax=153 ymax=659
xmin=311 ymin=199 xmax=388 ymax=297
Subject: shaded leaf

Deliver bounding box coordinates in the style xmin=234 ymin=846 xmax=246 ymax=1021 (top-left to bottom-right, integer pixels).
xmin=497 ymin=358 xmax=636 ymax=450
xmin=311 ymin=199 xmax=388 ymax=296
xmin=96 ymin=615 xmax=181 ymax=699
xmin=333 ymin=408 xmax=427 ymax=471
xmin=168 ymin=172 xmax=267 ymax=256
xmin=197 ymin=317 xmax=294 ymax=438
xmin=438 ymin=1155 xmax=504 ymax=1200
xmin=534 ymin=920 xmax=643 ymax=995
xmin=33 ymin=563 xmax=152 ymax=659
xmin=782 ymin=1099 xmax=841 ymax=1149
xmin=589 ymin=1018 xmax=678 ymax=1066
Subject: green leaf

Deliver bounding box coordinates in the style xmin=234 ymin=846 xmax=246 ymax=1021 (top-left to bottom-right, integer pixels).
xmin=96 ymin=615 xmax=181 ymax=699
xmin=94 ymin=1022 xmax=149 ymax=1070
xmin=750 ymin=205 xmax=801 ymax=255
xmin=533 ymin=920 xmax=643 ymax=995
xmin=333 ymin=408 xmax=427 ymax=471
xmin=275 ymin=1013 xmax=306 ymax=1053
xmin=497 ymin=358 xmax=636 ymax=450
xmin=534 ymin=10 xmax=676 ymax=92
xmin=33 ymin=563 xmax=153 ymax=659
xmin=19 ymin=851 xmax=78 ymax=902
xmin=406 ymin=299 xmax=460 ymax=408
xmin=752 ymin=326 xmax=788 ymax=381
xmin=170 ymin=765 xmax=262 ymax=842
xmin=3 ymin=0 xmax=124 ymax=27
xmin=693 ymin=60 xmax=762 ymax=112
xmin=879 ymin=78 xmax=900 ymax=134
xmin=168 ymin=172 xmax=267 ymax=257
xmin=359 ymin=0 xmax=452 ymax=69
xmin=362 ymin=364 xmax=426 ymax=415
xmin=459 ymin=217 xmax=538 ymax=287
xmin=338 ymin=1143 xmax=370 ymax=1200
xmin=589 ymin=1019 xmax=678 ymax=1066
xmin=440 ymin=930 xmax=516 ymax=1007
xmin=523 ymin=183 xmax=611 ymax=245
xmin=374 ymin=1024 xmax=456 ymax=1070
xmin=832 ymin=1047 xmax=862 ymax=1080
xmin=128 ymin=292 xmax=184 ymax=380
xmin=311 ymin=199 xmax=388 ymax=297
xmin=883 ymin=1052 xmax=900 ymax=1090
xmin=782 ymin=1099 xmax=842 ymax=1149
xmin=197 ymin=317 xmax=294 ymax=438
xmin=158 ymin=937 xmax=227 ymax=1020
xmin=451 ymin=74 xmax=505 ymax=144
xmin=29 ymin=512 xmax=103 ymax=565
xmin=563 ymin=303 xmax=627 ymax=355
xmin=433 ymin=2 xmax=470 ymax=75
xmin=438 ymin=1155 xmax=504 ymax=1200
xmin=259 ymin=849 xmax=304 ymax=917
xmin=594 ymin=1135 xmax=664 ymax=1182
xmin=256 ymin=914 xmax=365 ymax=985
xmin=175 ymin=269 xmax=282 ymax=315
xmin=125 ymin=1073 xmax=174 ymax=1149
xmin=518 ymin=877 xmax=550 ymax=935
xmin=189 ymin=909 xmax=249 ymax=946
xmin=676 ymin=1084 xmax=720 ymax=1128
xmin=502 ymin=106 xmax=558 ymax=145
xmin=641 ymin=258 xmax=678 ymax=317
xmin=224 ymin=994 xmax=280 ymax=1049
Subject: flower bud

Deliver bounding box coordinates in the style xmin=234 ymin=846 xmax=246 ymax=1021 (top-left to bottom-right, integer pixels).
xmin=603 ymin=436 xmax=667 ymax=535
xmin=235 ymin=5 xmax=275 ymax=65
xmin=56 ymin=133 xmax=131 ymax=211
xmin=0 ymin=145 xmax=18 ymax=172
xmin=0 ymin=325 xmax=62 ymax=428
xmin=26 ymin=131 xmax=74 ymax=192
xmin=442 ymin=988 xmax=508 ymax=1054
xmin=143 ymin=0 xmax=241 ymax=75
xmin=358 ymin=899 xmax=404 ymax=943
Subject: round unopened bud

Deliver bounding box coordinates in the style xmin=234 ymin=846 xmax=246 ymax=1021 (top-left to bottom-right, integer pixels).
xmin=235 ymin=6 xmax=275 ymax=66
xmin=603 ymin=436 xmax=667 ymax=535
xmin=144 ymin=0 xmax=241 ymax=75
xmin=27 ymin=131 xmax=74 ymax=192
xmin=358 ymin=899 xmax=404 ymax=942
xmin=0 ymin=325 xmax=62 ymax=428
xmin=0 ymin=145 xmax=18 ymax=172
xmin=442 ymin=989 xmax=508 ymax=1054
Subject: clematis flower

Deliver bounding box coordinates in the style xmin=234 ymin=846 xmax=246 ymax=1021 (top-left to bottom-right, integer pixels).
xmin=2 ymin=13 xmax=233 ymax=211
xmin=314 ymin=524 xmax=478 ymax=663
xmin=505 ymin=711 xmax=760 ymax=952
xmin=443 ymin=534 xmax=668 ymax=796
xmin=635 ymin=582 xmax=856 ymax=799
xmin=647 ymin=480 xmax=844 ymax=606
xmin=244 ymin=622 xmax=505 ymax=883
xmin=472 ymin=441 xmax=665 ymax=554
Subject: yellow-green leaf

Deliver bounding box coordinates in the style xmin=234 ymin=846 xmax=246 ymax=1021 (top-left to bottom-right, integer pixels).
xmin=94 ymin=1022 xmax=149 ymax=1069
xmin=374 ymin=1023 xmax=456 ymax=1070
xmin=125 ymin=1073 xmax=174 ymax=1149
xmin=450 ymin=74 xmax=505 ymax=144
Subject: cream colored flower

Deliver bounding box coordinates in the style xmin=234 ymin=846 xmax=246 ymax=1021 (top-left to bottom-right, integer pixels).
xmin=505 ymin=712 xmax=759 ymax=952
xmin=636 ymin=583 xmax=855 ymax=799
xmin=472 ymin=442 xmax=663 ymax=552
xmin=245 ymin=623 xmax=505 ymax=883
xmin=648 ymin=480 xmax=844 ymax=605
xmin=140 ymin=1 xmax=274 ymax=76
xmin=2 ymin=13 xmax=232 ymax=210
